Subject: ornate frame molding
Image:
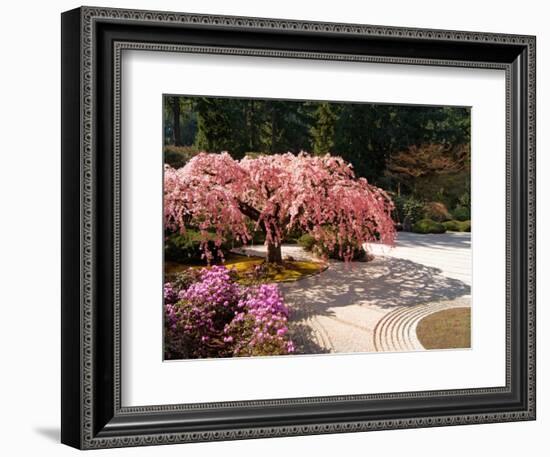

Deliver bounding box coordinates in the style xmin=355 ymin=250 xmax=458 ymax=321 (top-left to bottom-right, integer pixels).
xmin=61 ymin=6 xmax=536 ymax=449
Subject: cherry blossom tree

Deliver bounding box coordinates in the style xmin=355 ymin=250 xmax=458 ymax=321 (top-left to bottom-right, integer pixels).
xmin=164 ymin=152 xmax=396 ymax=264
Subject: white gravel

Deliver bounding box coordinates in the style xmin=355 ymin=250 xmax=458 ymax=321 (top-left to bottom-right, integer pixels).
xmin=236 ymin=232 xmax=472 ymax=354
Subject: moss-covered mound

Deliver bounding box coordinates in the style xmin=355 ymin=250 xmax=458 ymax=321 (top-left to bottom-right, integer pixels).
xmin=165 ymin=253 xmax=326 ymax=284
xmin=442 ymin=220 xmax=471 ymax=232
xmin=412 ymin=219 xmax=446 ymax=234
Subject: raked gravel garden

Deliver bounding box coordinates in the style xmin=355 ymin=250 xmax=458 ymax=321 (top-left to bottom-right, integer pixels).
xmin=235 ymin=231 xmax=471 ymax=355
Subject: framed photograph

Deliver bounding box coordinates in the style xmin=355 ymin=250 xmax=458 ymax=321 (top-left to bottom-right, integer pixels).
xmin=61 ymin=6 xmax=536 ymax=449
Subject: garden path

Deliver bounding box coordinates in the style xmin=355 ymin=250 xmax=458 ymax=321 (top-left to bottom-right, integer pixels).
xmin=235 ymin=232 xmax=472 ymax=354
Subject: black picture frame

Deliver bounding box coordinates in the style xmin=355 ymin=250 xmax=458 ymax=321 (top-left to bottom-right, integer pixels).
xmin=61 ymin=6 xmax=536 ymax=449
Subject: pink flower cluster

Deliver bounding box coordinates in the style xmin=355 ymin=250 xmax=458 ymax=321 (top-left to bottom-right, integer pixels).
xmin=164 ymin=266 xmax=294 ymax=359
xmin=225 ymin=284 xmax=295 ymax=356
xmin=183 ymin=266 xmax=240 ymax=308
xmin=164 ymin=283 xmax=179 ymax=331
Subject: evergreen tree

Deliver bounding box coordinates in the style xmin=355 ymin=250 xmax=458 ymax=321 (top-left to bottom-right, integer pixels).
xmin=166 ymin=96 xmax=182 ymax=146
xmin=310 ymin=102 xmax=337 ymax=154
xmin=167 ymin=94 xmax=471 ymax=189
xmin=194 ymin=97 xmax=247 ymax=157
xmin=334 ymin=104 xmax=387 ymax=182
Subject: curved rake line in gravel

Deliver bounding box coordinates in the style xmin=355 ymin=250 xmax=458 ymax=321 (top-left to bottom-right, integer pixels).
xmin=373 ymin=300 xmax=470 ymax=352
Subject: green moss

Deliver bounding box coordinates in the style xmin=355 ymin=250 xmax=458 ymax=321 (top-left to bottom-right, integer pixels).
xmin=240 ymin=260 xmax=326 ymax=284
xmin=412 ymin=219 xmax=446 ymax=234
xmin=165 ymin=252 xmax=326 ymax=284
xmin=442 ymin=220 xmax=461 ymax=232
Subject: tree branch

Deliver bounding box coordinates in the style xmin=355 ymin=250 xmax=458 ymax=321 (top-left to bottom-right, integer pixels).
xmin=236 ymin=200 xmax=260 ymax=221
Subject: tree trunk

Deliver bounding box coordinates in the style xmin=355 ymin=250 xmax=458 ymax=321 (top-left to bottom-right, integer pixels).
xmin=270 ymin=108 xmax=276 ymax=153
xmin=172 ymin=99 xmax=181 ymax=146
xmin=267 ymin=242 xmax=283 ymax=264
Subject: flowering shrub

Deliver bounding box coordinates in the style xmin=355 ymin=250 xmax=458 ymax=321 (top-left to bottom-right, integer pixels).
xmin=164 ymin=152 xmax=395 ymax=263
xmin=164 ymin=266 xmax=294 ymax=359
xmin=225 ymin=284 xmax=294 ymax=356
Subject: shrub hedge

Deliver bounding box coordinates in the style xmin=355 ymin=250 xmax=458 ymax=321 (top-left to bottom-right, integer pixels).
xmin=412 ymin=219 xmax=446 ymax=234
xmin=165 ymin=229 xmax=244 ymax=263
xmin=452 ymin=205 xmax=470 ymax=221
xmin=298 ymin=233 xmax=366 ymax=260
xmin=442 ymin=220 xmax=471 ymax=232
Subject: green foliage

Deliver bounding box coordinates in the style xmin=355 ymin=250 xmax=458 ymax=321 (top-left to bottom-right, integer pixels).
xmin=165 ymin=230 xmax=242 ymax=264
xmin=457 ymin=190 xmax=470 ymax=208
xmin=393 ymin=196 xmax=425 ymax=228
xmin=250 ymin=230 xmax=266 ymax=245
xmin=298 ymin=233 xmax=366 ymax=261
xmin=164 ymin=145 xmax=200 ymax=169
xmin=412 ymin=170 xmax=470 ymax=210
xmin=165 ymin=231 xmax=212 ymax=264
xmin=171 ymin=269 xmax=202 ymax=291
xmin=192 ymin=98 xmax=314 ymax=156
xmin=164 ymin=96 xmax=198 ymax=146
xmin=452 ymin=205 xmax=470 ymax=221
xmin=163 ymin=95 xmax=472 ymax=215
xmin=325 ymin=242 xmax=366 ymax=261
xmin=298 ymin=234 xmax=316 ymax=251
xmin=333 ymin=104 xmax=387 ymax=181
xmin=403 ymin=197 xmax=425 ymax=224
xmin=442 ymin=220 xmax=470 ymax=232
xmin=259 ymin=100 xmax=312 ymax=153
xmin=310 ymin=102 xmax=337 ymax=154
xmin=163 ymin=95 xmax=471 ymax=188
xmin=283 ymin=227 xmax=305 ymax=244
xmin=412 ymin=219 xmax=446 ymax=234
xmin=194 ymin=97 xmax=248 ymax=157
xmin=442 ymin=220 xmax=461 ymax=232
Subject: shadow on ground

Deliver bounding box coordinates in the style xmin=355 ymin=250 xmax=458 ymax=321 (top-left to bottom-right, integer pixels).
xmin=288 ymin=323 xmax=332 ymax=355
xmin=393 ymin=232 xmax=471 ymax=250
xmin=281 ymin=256 xmax=470 ymax=321
xmin=34 ymin=426 xmax=59 ymax=442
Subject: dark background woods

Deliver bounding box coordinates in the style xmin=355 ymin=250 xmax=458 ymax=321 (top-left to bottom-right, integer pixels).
xmin=163 ymin=95 xmax=470 ymax=213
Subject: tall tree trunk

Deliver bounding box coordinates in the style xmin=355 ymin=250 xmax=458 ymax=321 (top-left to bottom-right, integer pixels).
xmin=270 ymin=108 xmax=276 ymax=153
xmin=247 ymin=100 xmax=255 ymax=151
xmin=267 ymin=242 xmax=283 ymax=264
xmin=172 ymin=99 xmax=181 ymax=146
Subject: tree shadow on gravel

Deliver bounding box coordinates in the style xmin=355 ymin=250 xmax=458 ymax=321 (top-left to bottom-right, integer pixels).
xmin=288 ymin=322 xmax=332 ymax=355
xmin=392 ymin=232 xmax=471 ymax=250
xmin=281 ymin=256 xmax=470 ymax=320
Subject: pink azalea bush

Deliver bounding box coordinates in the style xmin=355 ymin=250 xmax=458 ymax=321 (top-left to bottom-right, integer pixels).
xmin=164 ymin=266 xmax=294 ymax=359
xmin=164 ymin=152 xmax=396 ymax=263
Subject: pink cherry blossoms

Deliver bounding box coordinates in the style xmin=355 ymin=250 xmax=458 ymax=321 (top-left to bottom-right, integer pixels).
xmin=164 ymin=152 xmax=396 ymax=262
